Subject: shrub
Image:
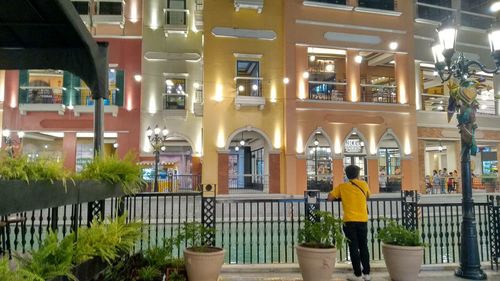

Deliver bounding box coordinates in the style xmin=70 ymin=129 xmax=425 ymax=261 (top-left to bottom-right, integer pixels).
xmin=377 ymin=220 xmax=425 ymax=247
xmin=298 ymin=211 xmax=344 ymax=249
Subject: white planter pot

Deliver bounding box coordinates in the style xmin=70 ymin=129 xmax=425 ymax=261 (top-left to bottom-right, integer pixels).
xmin=296 ymin=245 xmax=337 ymax=281
xmin=382 ymin=243 xmax=424 ymax=281
xmin=184 ymin=247 xmax=225 ymax=281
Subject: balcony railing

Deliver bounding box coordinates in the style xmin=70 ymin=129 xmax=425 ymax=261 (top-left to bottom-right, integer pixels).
xmin=360 ymin=85 xmax=397 ymax=104
xmin=308 ymin=81 xmax=347 ymax=101
xmin=163 ymin=94 xmax=186 ymax=110
xmin=421 ymin=93 xmax=447 ymax=112
xmin=21 ymin=86 xmax=63 ymax=104
xmin=164 ymin=8 xmax=189 ymax=36
xmin=460 ymin=10 xmax=494 ymax=30
xmin=234 ymin=0 xmax=264 ymax=13
xmin=235 ymin=77 xmax=262 ymax=97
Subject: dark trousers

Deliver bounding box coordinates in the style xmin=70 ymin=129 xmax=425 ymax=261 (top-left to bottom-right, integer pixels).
xmin=343 ymin=222 xmax=370 ymax=276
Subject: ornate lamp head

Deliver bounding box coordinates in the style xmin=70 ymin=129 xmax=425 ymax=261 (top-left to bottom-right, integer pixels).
xmin=437 ymin=17 xmax=457 ymax=68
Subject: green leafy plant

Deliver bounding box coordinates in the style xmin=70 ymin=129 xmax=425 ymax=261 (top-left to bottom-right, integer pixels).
xmin=137 ymin=266 xmax=161 ymax=281
xmin=0 ymin=155 xmax=71 ymax=183
xmin=17 ymin=232 xmax=77 ymax=281
xmin=298 ymin=211 xmax=345 ymax=249
xmin=74 ymin=215 xmax=143 ymax=264
xmin=176 ymin=222 xmax=217 ymax=252
xmin=0 ymin=258 xmax=43 ymax=281
xmin=77 ymin=152 xmax=145 ymax=194
xmin=377 ymin=220 xmax=425 ymax=247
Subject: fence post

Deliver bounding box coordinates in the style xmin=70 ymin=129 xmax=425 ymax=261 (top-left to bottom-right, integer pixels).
xmin=201 ymin=184 xmax=216 ymax=247
xmin=488 ymin=195 xmax=500 ymax=271
xmin=50 ymin=207 xmax=59 ymax=232
xmin=87 ymin=200 xmax=105 ymax=227
xmin=304 ymin=190 xmax=320 ymax=222
xmin=401 ymin=190 xmax=419 ymax=231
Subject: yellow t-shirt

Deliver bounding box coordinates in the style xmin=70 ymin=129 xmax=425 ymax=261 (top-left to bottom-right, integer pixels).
xmin=329 ymin=179 xmax=370 ymax=222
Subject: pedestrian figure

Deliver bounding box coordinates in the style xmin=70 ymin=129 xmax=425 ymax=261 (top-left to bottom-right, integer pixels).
xmin=328 ymin=165 xmax=371 ymax=281
xmin=432 ymin=170 xmax=440 ymax=194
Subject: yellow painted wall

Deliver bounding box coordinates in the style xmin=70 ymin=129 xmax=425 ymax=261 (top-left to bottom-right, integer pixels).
xmin=202 ymin=1 xmax=284 ymax=191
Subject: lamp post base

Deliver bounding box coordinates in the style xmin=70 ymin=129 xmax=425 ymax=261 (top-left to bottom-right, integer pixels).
xmin=455 ymin=266 xmax=487 ymax=280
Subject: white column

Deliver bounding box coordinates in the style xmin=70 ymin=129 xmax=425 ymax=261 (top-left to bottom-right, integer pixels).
xmin=494 ymin=74 xmax=500 ymax=116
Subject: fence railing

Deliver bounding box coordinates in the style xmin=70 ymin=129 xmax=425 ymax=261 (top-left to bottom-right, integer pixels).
xmin=361 ymin=85 xmax=397 ymax=104
xmin=308 ymin=81 xmax=346 ymax=101
xmin=2 ymin=191 xmax=499 ymax=270
xmin=145 ymin=175 xmax=201 ymax=192
xmin=228 ymin=174 xmax=268 ymax=192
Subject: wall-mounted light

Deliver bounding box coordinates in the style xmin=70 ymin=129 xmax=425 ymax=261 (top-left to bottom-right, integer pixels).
xmin=302 ymin=71 xmax=310 ymax=79
xmin=193 ymin=82 xmax=200 ymax=89
xmin=134 ymin=74 xmax=142 ymax=82
xmin=113 ymin=142 xmax=119 ymax=148
xmin=309 ymin=55 xmax=316 ymax=62
xmin=389 ymin=41 xmax=399 ymax=51
xmin=354 ymin=55 xmax=363 ymax=64
xmin=283 ymin=77 xmax=290 ymax=84
xmin=313 ymin=138 xmax=319 ymax=146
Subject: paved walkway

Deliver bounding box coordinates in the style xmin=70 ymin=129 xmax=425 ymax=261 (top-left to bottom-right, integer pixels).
xmin=219 ymin=262 xmax=500 ymax=281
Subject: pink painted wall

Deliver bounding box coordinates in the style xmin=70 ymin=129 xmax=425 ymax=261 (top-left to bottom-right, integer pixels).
xmin=2 ymin=38 xmax=142 ymax=169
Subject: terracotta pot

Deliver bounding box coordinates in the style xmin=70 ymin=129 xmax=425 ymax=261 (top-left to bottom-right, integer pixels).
xmin=382 ymin=243 xmax=424 ymax=281
xmin=184 ymin=247 xmax=225 ymax=281
xmin=296 ymin=245 xmax=336 ymax=281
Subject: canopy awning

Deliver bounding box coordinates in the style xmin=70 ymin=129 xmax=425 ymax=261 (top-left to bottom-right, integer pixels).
xmin=0 ymin=0 xmax=108 ymax=98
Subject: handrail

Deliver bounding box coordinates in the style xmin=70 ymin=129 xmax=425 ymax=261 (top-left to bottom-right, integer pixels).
xmin=309 ymin=81 xmax=347 ymax=85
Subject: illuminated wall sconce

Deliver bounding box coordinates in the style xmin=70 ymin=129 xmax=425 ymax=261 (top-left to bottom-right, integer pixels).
xmin=389 ymin=41 xmax=399 ymax=51
xmin=302 ymin=72 xmax=310 ymax=79
xmin=354 ymin=55 xmax=363 ymax=64
xmin=134 ymin=74 xmax=142 ymax=82
xmin=283 ymin=77 xmax=290 ymax=84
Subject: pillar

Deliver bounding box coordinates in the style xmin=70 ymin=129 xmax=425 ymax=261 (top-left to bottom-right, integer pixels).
xmin=418 ymin=139 xmax=426 ymax=193
xmin=295 ymin=156 xmax=307 ymax=195
xmin=367 ymin=157 xmax=379 ymax=194
xmin=494 ymin=73 xmax=500 ymax=116
xmin=192 ymin=156 xmax=202 ymax=175
xmin=395 ymin=53 xmax=410 ymax=105
xmin=401 ymin=157 xmax=413 ymax=191
xmin=415 ymin=62 xmax=422 ymax=110
xmin=269 ymin=153 xmax=281 ymax=194
xmin=217 ymin=152 xmax=229 ymax=195
xmin=63 ymin=132 xmax=77 ymax=172
xmin=346 ymin=50 xmax=361 ymax=102
xmin=332 ymin=157 xmax=344 ymax=188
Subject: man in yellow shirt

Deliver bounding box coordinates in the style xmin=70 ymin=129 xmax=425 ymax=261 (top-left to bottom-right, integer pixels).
xmin=328 ymin=165 xmax=371 ymax=281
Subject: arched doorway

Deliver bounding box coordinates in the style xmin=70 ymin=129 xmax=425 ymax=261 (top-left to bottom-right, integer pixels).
xmin=343 ymin=130 xmax=368 ymax=180
xmin=156 ymin=135 xmax=198 ymax=192
xmin=227 ymin=130 xmax=270 ymax=193
xmin=306 ymin=130 xmax=333 ymax=192
xmin=377 ymin=133 xmax=402 ymax=192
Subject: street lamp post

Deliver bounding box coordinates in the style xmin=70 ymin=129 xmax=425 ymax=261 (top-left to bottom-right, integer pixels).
xmin=431 ymin=16 xmax=500 ymax=280
xmin=146 ymin=125 xmax=169 ymax=192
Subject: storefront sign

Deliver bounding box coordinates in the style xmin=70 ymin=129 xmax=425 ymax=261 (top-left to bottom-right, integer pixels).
xmin=345 ymin=139 xmax=363 ymax=153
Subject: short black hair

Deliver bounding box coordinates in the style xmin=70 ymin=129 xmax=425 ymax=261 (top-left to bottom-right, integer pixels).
xmin=345 ymin=165 xmax=360 ymax=180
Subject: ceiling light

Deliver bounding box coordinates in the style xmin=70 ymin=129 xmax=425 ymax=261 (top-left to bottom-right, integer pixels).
xmin=166 ymin=79 xmax=173 ymax=86
xmin=325 ymin=64 xmax=334 ymax=72
xmin=313 ymin=138 xmax=319 ymax=146
xmin=389 ymin=41 xmax=399 ymax=50
xmin=238 ymin=85 xmax=245 ymax=92
xmin=239 ymin=139 xmax=245 ymax=146
xmin=491 ymin=1 xmax=500 ymax=12
xmin=252 ymin=84 xmax=258 ymax=91
xmin=354 ymin=55 xmax=363 ymax=64
xmin=302 ymin=71 xmax=310 ymax=79
xmin=134 ymin=74 xmax=142 ymax=82
xmin=309 ymin=55 xmax=316 ymax=62
xmin=235 ymin=146 xmax=240 ymax=152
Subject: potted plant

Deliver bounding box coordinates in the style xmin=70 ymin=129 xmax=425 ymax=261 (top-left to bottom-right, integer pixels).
xmin=296 ymin=211 xmax=344 ymax=281
xmin=377 ymin=220 xmax=425 ymax=281
xmin=178 ymin=222 xmax=224 ymax=281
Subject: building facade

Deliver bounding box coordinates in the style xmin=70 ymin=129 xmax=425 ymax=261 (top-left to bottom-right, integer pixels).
xmin=1 ymin=0 xmax=143 ymax=171
xmin=140 ymin=0 xmax=204 ymax=190
xmin=203 ymin=0 xmax=285 ymax=194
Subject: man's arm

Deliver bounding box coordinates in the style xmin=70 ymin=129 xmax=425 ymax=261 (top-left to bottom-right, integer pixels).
xmin=327 ymin=186 xmax=340 ymax=201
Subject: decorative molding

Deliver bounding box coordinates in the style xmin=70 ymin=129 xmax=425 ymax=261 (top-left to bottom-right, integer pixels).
xmin=234 ymin=96 xmax=265 ymax=111
xmin=163 ymin=72 xmax=189 ymax=77
xmin=73 ymin=105 xmax=118 ymax=117
xmin=324 ymin=31 xmax=382 ymax=45
xmin=303 ymin=1 xmax=353 ymax=11
xmin=233 ymin=53 xmax=263 ymax=59
xmin=19 ymin=104 xmax=65 ymax=116
xmin=145 ymin=52 xmax=201 ymax=62
xmin=296 ymin=19 xmax=406 ymax=34
xmin=353 ymin=7 xmax=402 ymax=17
xmin=212 ymin=27 xmax=276 ymax=40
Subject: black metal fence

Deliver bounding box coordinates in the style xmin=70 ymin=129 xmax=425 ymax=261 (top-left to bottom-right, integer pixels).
xmin=2 ymin=191 xmax=499 ymax=270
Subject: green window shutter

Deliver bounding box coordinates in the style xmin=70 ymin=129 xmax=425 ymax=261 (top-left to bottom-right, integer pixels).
xmin=18 ymin=70 xmax=29 ymax=103
xmin=63 ymin=71 xmax=81 ymax=106
xmin=114 ymin=70 xmax=124 ymax=106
